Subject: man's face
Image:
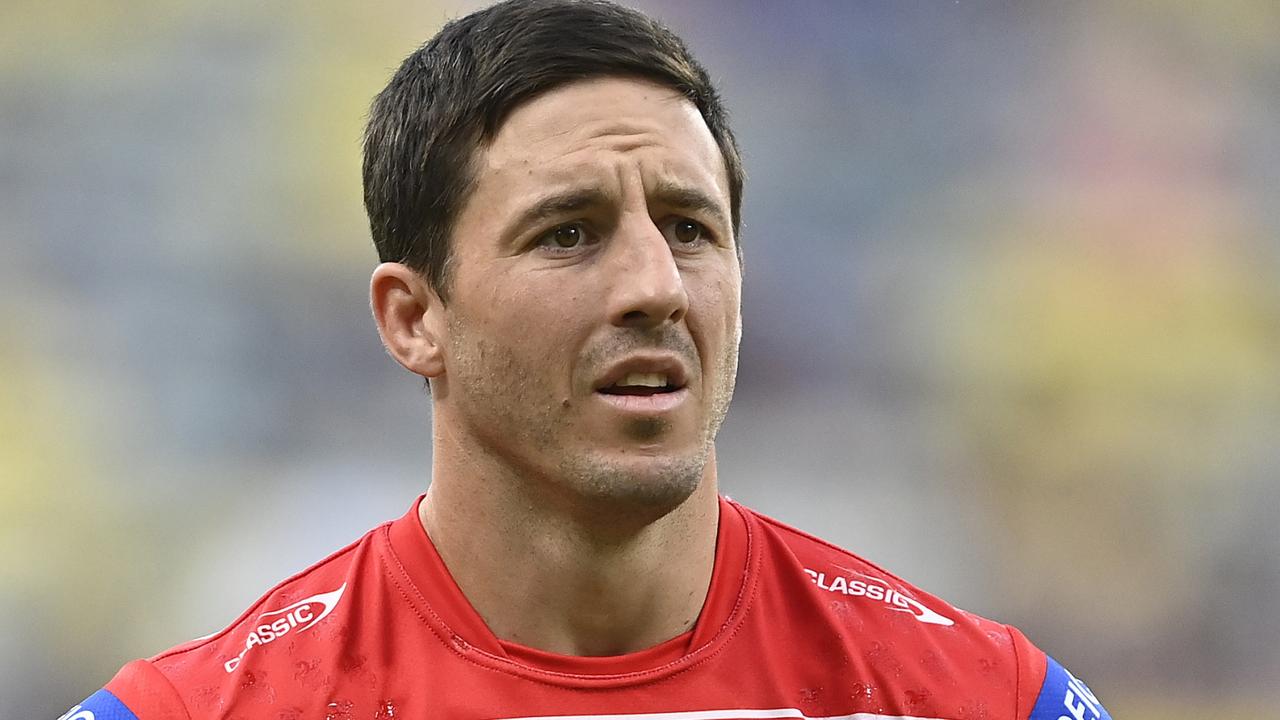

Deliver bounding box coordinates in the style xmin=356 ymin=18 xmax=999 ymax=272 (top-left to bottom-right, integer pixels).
xmin=434 ymin=77 xmax=741 ymax=518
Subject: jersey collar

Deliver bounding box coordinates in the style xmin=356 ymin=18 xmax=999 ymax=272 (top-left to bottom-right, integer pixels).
xmin=384 ymin=493 xmax=753 ymax=678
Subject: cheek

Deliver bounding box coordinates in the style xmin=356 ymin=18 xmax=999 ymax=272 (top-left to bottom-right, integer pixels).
xmin=452 ymin=290 xmax=589 ymax=385
xmin=694 ymin=271 xmax=742 ymax=341
xmin=462 ymin=320 xmax=557 ymax=382
xmin=685 ymin=281 xmax=741 ymax=392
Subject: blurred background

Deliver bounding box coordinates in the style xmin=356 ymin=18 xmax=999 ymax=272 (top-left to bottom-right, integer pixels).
xmin=3 ymin=1 xmax=1278 ymax=717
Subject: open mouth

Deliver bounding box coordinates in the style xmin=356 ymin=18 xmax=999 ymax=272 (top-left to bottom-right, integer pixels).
xmin=596 ymin=372 xmax=681 ymax=397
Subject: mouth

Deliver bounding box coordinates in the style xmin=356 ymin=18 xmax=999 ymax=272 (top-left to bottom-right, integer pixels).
xmin=596 ymin=372 xmax=682 ymax=397
xmin=592 ymin=358 xmax=691 ymax=414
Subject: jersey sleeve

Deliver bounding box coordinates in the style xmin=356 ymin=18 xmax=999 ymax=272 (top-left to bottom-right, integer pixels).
xmin=60 ymin=659 xmax=191 ymax=720
xmin=1010 ymin=627 xmax=1113 ymax=720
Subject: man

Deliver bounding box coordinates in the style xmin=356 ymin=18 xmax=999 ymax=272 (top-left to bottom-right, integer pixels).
xmin=66 ymin=1 xmax=1111 ymax=718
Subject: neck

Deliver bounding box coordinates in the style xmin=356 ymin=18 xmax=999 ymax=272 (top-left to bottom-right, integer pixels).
xmin=421 ymin=426 xmax=720 ymax=657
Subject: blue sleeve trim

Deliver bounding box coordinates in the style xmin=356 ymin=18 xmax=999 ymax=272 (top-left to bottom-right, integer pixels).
xmin=1028 ymin=655 xmax=1112 ymax=720
xmin=58 ymin=689 xmax=140 ymax=720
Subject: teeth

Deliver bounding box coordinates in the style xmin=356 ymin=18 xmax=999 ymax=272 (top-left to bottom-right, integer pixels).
xmin=617 ymin=372 xmax=669 ymax=388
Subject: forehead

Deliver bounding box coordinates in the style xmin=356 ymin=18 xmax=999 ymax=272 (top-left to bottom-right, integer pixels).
xmin=480 ymin=77 xmax=729 ymax=196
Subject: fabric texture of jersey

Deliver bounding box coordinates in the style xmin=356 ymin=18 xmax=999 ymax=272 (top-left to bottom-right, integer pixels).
xmin=73 ymin=497 xmax=1111 ymax=720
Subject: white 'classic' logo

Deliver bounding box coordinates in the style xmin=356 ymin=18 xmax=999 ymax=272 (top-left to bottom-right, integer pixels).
xmin=804 ymin=566 xmax=954 ymax=626
xmin=223 ymin=583 xmax=346 ymax=673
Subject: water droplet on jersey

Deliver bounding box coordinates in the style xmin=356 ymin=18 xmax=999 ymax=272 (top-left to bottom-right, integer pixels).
xmin=374 ymin=700 xmax=397 ymax=719
xmin=904 ymin=688 xmax=931 ymax=710
xmin=325 ymin=699 xmax=354 ymax=720
xmin=189 ymin=686 xmax=221 ymax=710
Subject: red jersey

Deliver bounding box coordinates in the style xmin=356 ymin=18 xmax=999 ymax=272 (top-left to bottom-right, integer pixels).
xmin=67 ymin=497 xmax=1111 ymax=720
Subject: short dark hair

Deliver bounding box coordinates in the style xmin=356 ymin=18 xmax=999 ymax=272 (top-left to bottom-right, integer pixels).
xmin=362 ymin=0 xmax=744 ymax=301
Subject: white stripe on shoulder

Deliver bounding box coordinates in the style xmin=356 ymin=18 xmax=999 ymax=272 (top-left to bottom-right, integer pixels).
xmin=495 ymin=709 xmax=944 ymax=720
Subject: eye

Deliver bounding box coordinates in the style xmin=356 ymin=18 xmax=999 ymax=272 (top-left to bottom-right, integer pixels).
xmin=668 ymin=218 xmax=709 ymax=246
xmin=535 ymin=222 xmax=594 ymax=252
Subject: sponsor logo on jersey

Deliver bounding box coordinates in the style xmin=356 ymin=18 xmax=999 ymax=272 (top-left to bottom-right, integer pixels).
xmin=59 ymin=689 xmax=139 ymax=720
xmin=58 ymin=705 xmax=94 ymax=720
xmin=803 ymin=566 xmax=954 ymax=627
xmin=1028 ymin=656 xmax=1112 ymax=720
xmin=222 ymin=583 xmax=347 ymax=673
xmin=497 ymin=710 xmax=944 ymax=720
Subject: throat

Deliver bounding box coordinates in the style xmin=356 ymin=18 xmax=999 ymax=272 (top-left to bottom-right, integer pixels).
xmin=436 ymin=498 xmax=717 ymax=658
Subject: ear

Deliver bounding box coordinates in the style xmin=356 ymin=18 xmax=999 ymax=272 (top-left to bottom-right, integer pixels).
xmin=370 ymin=263 xmax=447 ymax=379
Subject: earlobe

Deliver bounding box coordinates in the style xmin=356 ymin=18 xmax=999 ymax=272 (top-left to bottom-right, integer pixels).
xmin=370 ymin=263 xmax=446 ymax=378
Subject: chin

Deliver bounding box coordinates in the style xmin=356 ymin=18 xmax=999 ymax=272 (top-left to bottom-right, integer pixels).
xmin=554 ymin=445 xmax=710 ymax=526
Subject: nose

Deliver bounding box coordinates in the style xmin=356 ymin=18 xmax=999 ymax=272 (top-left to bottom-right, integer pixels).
xmin=606 ymin=215 xmax=689 ymax=330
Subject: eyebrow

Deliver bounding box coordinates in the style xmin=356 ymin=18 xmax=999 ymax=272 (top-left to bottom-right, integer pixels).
xmin=505 ymin=181 xmax=731 ymax=241
xmin=649 ymin=180 xmax=731 ymax=232
xmin=515 ymin=188 xmax=613 ymax=229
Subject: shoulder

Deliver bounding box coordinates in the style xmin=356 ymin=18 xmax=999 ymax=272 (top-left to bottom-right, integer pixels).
xmin=77 ymin=520 xmax=393 ymax=720
xmin=154 ymin=524 xmax=366 ymax=676
xmin=739 ymin=500 xmax=977 ymax=630
xmin=736 ymin=500 xmax=1114 ymax=720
